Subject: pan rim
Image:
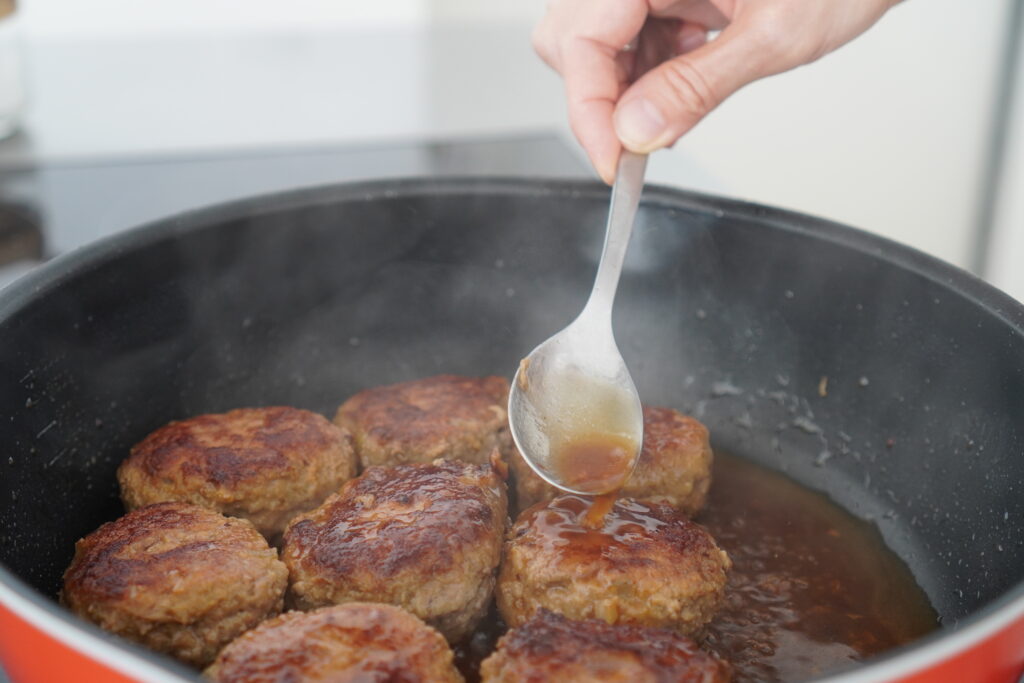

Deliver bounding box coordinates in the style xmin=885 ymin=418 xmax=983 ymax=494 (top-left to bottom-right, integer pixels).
xmin=0 ymin=566 xmax=196 ymax=681
xmin=3 ymin=176 xmax=1023 ymax=334
xmin=1 ymin=176 xmax=1022 ymax=682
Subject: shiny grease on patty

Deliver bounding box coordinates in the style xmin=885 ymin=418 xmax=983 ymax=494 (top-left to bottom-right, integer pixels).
xmin=282 ymin=458 xmax=508 ymax=642
xmin=497 ymin=494 xmax=730 ymax=636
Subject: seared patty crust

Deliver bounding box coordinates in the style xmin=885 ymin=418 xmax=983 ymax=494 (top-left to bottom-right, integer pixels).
xmin=205 ymin=603 xmax=463 ymax=683
xmin=481 ymin=609 xmax=731 ymax=682
xmin=334 ymin=375 xmax=513 ymax=469
xmin=118 ymin=406 xmax=357 ymax=540
xmin=282 ymin=458 xmax=507 ymax=642
xmin=497 ymin=495 xmax=730 ymax=635
xmin=62 ymin=502 xmax=287 ymax=668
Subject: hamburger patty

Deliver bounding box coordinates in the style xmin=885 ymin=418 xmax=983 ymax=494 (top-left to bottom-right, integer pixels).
xmin=118 ymin=406 xmax=357 ymax=541
xmin=282 ymin=458 xmax=508 ymax=642
xmin=481 ymin=608 xmax=731 ymax=682
xmin=62 ymin=502 xmax=288 ymax=668
xmin=497 ymin=494 xmax=730 ymax=635
xmin=334 ymin=375 xmax=514 ymax=469
xmin=206 ymin=603 xmax=463 ymax=682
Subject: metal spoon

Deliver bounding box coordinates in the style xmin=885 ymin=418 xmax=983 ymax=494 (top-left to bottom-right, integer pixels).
xmin=509 ymin=151 xmax=647 ymax=495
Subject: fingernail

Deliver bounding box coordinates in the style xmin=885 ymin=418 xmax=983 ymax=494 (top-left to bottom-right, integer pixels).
xmin=615 ymin=98 xmax=667 ymax=151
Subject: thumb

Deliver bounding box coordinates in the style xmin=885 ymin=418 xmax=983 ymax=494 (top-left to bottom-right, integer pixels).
xmin=613 ymin=28 xmax=767 ymax=152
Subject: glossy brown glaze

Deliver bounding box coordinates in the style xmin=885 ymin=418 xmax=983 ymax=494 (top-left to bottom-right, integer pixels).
xmin=282 ymin=459 xmax=507 ymax=642
xmin=467 ymin=452 xmax=937 ymax=682
xmin=205 ymin=603 xmax=463 ymax=683
xmin=519 ymin=495 xmax=723 ymax=568
xmin=699 ymin=453 xmax=938 ymax=682
xmin=496 ymin=495 xmax=730 ymax=634
xmin=117 ymin=406 xmax=357 ymax=539
xmin=334 ymin=374 xmax=513 ymax=469
xmin=583 ymin=492 xmax=618 ymax=529
xmin=480 ymin=609 xmax=731 ymax=683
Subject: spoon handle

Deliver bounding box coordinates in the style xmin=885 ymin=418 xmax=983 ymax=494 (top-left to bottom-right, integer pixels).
xmin=581 ymin=150 xmax=648 ymax=325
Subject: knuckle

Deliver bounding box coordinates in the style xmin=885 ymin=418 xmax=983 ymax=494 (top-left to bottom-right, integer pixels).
xmin=740 ymin=6 xmax=825 ymax=69
xmin=658 ymin=57 xmax=718 ymax=121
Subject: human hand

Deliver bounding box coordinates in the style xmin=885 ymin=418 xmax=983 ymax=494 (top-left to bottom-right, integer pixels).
xmin=533 ymin=0 xmax=900 ymax=183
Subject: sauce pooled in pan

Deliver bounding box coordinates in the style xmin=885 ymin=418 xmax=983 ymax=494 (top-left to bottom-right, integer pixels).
xmin=455 ymin=451 xmax=937 ymax=682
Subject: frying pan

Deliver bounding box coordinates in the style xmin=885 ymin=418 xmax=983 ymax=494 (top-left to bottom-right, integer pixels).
xmin=0 ymin=178 xmax=1022 ymax=682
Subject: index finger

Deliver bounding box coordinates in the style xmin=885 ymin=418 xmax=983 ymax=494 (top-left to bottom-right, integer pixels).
xmin=545 ymin=0 xmax=649 ymax=183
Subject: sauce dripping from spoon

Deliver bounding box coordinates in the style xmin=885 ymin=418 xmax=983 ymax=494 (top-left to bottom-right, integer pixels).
xmin=549 ymin=432 xmax=637 ymax=528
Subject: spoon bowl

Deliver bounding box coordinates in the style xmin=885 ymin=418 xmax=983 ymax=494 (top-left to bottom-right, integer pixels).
xmin=509 ymin=151 xmax=648 ymax=495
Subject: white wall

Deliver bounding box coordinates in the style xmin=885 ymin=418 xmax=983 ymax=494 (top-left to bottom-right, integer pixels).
xmin=12 ymin=0 xmax=560 ymax=160
xmin=18 ymin=0 xmax=429 ymax=36
xmin=644 ymin=0 xmax=1012 ymax=270
xmin=9 ymin=0 xmax=1018 ymax=276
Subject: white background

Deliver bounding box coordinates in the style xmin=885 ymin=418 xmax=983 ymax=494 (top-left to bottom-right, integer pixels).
xmin=6 ymin=0 xmax=1023 ymax=297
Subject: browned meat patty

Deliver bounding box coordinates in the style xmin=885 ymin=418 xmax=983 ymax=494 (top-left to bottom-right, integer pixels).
xmin=510 ymin=406 xmax=713 ymax=516
xmin=496 ymin=495 xmax=730 ymax=635
xmin=62 ymin=502 xmax=288 ymax=668
xmin=281 ymin=459 xmax=507 ymax=642
xmin=205 ymin=603 xmax=463 ymax=683
xmin=334 ymin=375 xmax=513 ymax=469
xmin=481 ymin=609 xmax=732 ymax=682
xmin=118 ymin=406 xmax=357 ymax=540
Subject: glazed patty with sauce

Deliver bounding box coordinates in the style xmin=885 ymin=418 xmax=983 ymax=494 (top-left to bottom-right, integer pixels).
xmin=282 ymin=458 xmax=508 ymax=642
xmin=334 ymin=374 xmax=514 ymax=469
xmin=117 ymin=406 xmax=357 ymax=541
xmin=62 ymin=502 xmax=288 ymax=668
xmin=206 ymin=602 xmax=464 ymax=683
xmin=481 ymin=608 xmax=731 ymax=682
xmin=510 ymin=405 xmax=713 ymax=516
xmin=497 ymin=494 xmax=730 ymax=635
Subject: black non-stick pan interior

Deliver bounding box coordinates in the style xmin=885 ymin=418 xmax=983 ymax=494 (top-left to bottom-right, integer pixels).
xmin=1 ymin=178 xmax=1022 ymax=670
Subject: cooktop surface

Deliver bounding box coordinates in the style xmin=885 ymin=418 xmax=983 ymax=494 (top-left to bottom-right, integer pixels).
xmin=0 ymin=132 xmax=588 ymax=290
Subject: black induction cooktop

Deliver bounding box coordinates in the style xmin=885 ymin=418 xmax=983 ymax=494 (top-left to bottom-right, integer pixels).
xmin=0 ymin=132 xmax=589 ymax=289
